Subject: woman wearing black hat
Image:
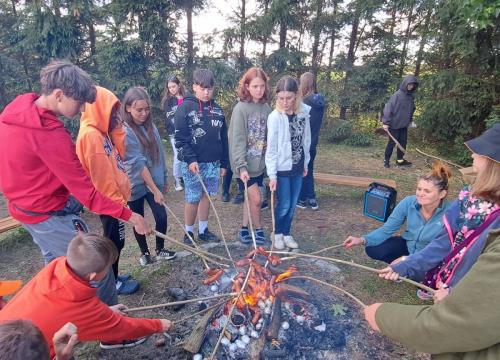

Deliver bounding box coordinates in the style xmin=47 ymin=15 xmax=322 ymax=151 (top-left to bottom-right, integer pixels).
xmin=378 ymin=124 xmax=500 ymax=301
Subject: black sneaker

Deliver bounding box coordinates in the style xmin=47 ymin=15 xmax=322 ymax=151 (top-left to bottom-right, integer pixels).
xmin=383 ymin=160 xmax=390 ymax=168
xmin=396 ymin=159 xmax=412 ymax=167
xmin=221 ymin=192 xmax=230 ymax=202
xmin=233 ymin=192 xmax=244 ymax=204
xmin=198 ymin=228 xmax=220 ymax=242
xmin=139 ymin=252 xmax=155 ymax=267
xmin=296 ymin=200 xmax=307 ymax=209
xmin=308 ymin=198 xmax=319 ymax=211
xmin=260 ymin=200 xmax=269 ymax=211
xmin=100 ymin=337 xmax=147 ymax=349
xmin=156 ymin=248 xmax=176 ymax=261
xmin=183 ymin=231 xmax=196 ymax=247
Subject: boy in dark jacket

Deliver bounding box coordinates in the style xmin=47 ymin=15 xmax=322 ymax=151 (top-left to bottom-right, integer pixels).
xmin=174 ymin=69 xmax=229 ymax=244
xmin=382 ymin=75 xmax=418 ymax=168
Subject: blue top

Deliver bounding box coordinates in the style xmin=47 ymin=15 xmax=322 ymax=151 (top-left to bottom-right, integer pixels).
xmin=124 ymin=123 xmax=167 ymax=201
xmin=364 ymin=195 xmax=450 ymax=254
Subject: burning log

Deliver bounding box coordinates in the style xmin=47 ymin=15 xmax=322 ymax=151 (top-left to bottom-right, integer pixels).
xmin=183 ymin=305 xmax=220 ymax=354
xmin=275 ymin=284 xmax=311 ymax=301
xmin=266 ymin=298 xmax=282 ymax=341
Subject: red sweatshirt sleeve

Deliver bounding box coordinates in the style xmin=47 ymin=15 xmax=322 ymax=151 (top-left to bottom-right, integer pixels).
xmin=77 ymin=300 xmax=163 ymax=343
xmin=37 ymin=129 xmax=132 ymax=221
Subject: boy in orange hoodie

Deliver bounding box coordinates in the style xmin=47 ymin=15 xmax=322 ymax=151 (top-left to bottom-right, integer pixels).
xmin=76 ymin=86 xmax=138 ymax=295
xmin=0 ymin=233 xmax=172 ymax=356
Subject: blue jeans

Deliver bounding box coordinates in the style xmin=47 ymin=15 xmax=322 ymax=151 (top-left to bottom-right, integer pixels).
xmin=275 ymin=175 xmax=303 ymax=235
xmin=299 ymin=146 xmax=317 ymax=201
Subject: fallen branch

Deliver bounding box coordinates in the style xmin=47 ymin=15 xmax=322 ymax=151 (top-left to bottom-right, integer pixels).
xmin=161 ymin=201 xmax=210 ymax=270
xmin=210 ymin=265 xmax=252 ymax=360
xmin=415 ymin=148 xmax=462 ymax=169
xmin=196 ymin=173 xmax=235 ymax=267
xmin=173 ymin=299 xmax=226 ymax=325
xmin=274 ymin=251 xmax=435 ymax=294
xmin=288 ymin=276 xmax=366 ymax=308
xmin=125 ymin=292 xmax=237 ymax=313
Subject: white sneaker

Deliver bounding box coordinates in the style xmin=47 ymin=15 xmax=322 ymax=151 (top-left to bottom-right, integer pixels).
xmin=284 ymin=235 xmax=299 ymax=249
xmin=273 ymin=234 xmax=285 ymax=250
xmin=174 ymin=178 xmax=184 ymax=191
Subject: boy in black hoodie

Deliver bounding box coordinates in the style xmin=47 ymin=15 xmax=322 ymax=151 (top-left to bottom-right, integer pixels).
xmin=174 ymin=69 xmax=229 ymax=244
xmin=382 ymin=75 xmax=419 ymax=168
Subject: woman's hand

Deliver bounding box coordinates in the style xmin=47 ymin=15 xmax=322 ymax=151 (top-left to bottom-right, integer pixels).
xmin=220 ymin=168 xmax=227 ymax=177
xmin=378 ymin=266 xmax=401 ymax=281
xmin=269 ymin=178 xmax=277 ymax=192
xmin=343 ymin=236 xmax=364 ymax=248
xmin=240 ymin=170 xmax=250 ymax=183
xmin=303 ymin=169 xmax=308 ymax=177
xmin=433 ymin=288 xmax=450 ymax=303
xmin=153 ymin=189 xmax=165 ymax=204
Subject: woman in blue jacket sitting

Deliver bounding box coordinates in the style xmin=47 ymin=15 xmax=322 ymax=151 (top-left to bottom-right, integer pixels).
xmin=343 ymin=161 xmax=451 ymax=264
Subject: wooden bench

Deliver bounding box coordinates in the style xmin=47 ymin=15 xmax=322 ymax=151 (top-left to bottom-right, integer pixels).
xmin=314 ymin=172 xmax=397 ymax=189
xmin=0 ymin=216 xmax=21 ymax=234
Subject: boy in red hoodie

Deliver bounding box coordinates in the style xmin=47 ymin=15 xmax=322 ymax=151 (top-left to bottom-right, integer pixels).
xmin=0 ymin=60 xmax=151 ymax=304
xmin=0 ymin=233 xmax=172 ymax=356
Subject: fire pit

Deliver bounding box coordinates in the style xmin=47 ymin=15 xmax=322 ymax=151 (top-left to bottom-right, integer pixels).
xmin=183 ymin=247 xmax=362 ymax=359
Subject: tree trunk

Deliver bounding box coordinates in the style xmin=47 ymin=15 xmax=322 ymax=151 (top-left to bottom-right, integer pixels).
xmin=328 ymin=1 xmax=338 ymax=77
xmin=415 ymin=8 xmax=432 ymax=76
xmin=239 ymin=0 xmax=246 ymax=71
xmin=311 ymin=0 xmax=323 ymax=75
xmin=186 ymin=0 xmax=194 ymax=86
xmin=279 ymin=21 xmax=287 ymax=49
xmin=398 ymin=1 xmax=416 ymax=78
xmin=339 ymin=11 xmax=360 ymax=120
xmin=261 ymin=0 xmax=270 ymax=64
xmin=10 ymin=0 xmax=32 ymax=91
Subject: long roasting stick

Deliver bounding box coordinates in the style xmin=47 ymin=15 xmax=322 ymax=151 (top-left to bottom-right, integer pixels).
xmin=309 ymin=243 xmax=344 ymax=255
xmin=172 ymin=300 xmax=227 ymax=325
xmin=289 ymin=276 xmax=366 ymax=308
xmin=161 ymin=201 xmax=210 ymax=270
xmin=243 ymin=180 xmax=258 ymax=250
xmin=209 ymin=265 xmax=253 ymax=360
xmin=195 ymin=172 xmax=235 ymax=267
xmin=274 ymin=251 xmax=435 ymax=294
xmin=125 ymin=292 xmax=237 ymax=313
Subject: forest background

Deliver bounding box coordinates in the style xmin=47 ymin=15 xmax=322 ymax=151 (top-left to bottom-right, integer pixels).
xmin=0 ymin=0 xmax=498 ymax=165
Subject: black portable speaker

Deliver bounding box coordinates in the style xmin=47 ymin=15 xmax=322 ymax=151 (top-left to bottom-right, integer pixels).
xmin=363 ymin=182 xmax=397 ymax=222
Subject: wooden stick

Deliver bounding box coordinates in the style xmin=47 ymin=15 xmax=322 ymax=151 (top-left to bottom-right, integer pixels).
xmin=161 ymin=201 xmax=210 ymax=270
xmin=243 ymin=180 xmax=257 ymax=250
xmin=289 ymin=276 xmax=366 ymax=308
xmin=415 ymin=148 xmax=462 ymax=169
xmin=384 ymin=128 xmax=407 ymax=154
xmin=210 ymin=265 xmax=252 ymax=360
xmin=126 ymin=292 xmax=237 ymax=313
xmin=274 ymin=251 xmax=435 ymax=294
xmin=265 ymin=190 xmax=276 ymax=268
xmin=309 ymin=243 xmax=344 ymax=255
xmin=195 ymin=172 xmax=235 ymax=267
xmin=173 ymin=300 xmax=226 ymax=325
xmin=153 ymin=230 xmax=230 ymax=267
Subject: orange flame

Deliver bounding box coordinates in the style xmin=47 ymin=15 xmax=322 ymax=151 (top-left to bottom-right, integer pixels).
xmin=275 ymin=266 xmax=297 ymax=283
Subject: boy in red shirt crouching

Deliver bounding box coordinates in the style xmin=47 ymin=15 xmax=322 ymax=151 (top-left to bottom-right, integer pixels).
xmin=0 ymin=233 xmax=172 ymax=358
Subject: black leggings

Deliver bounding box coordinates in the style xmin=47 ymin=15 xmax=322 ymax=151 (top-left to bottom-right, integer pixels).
xmin=100 ymin=215 xmax=125 ymax=279
xmin=384 ymin=127 xmax=408 ymax=161
xmin=128 ymin=192 xmax=168 ymax=255
xmin=222 ymin=167 xmax=244 ymax=195
xmin=365 ymin=236 xmax=409 ymax=264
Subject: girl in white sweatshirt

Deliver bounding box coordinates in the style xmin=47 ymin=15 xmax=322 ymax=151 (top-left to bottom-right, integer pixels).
xmin=265 ymin=76 xmax=311 ymax=250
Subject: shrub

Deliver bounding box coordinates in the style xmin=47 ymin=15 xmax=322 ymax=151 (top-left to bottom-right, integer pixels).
xmin=327 ymin=120 xmax=353 ymax=142
xmin=344 ymin=132 xmax=373 ymax=147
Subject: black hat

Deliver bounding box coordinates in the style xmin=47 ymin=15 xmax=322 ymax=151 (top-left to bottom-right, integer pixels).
xmin=465 ymin=123 xmax=500 ymax=163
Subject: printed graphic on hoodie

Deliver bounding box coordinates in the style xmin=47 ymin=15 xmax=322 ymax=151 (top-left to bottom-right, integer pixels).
xmin=288 ymin=114 xmax=305 ymax=164
xmin=247 ymin=112 xmax=267 ymax=158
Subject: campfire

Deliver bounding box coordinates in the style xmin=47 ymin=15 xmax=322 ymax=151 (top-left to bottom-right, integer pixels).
xmin=184 ymin=247 xmax=341 ymax=359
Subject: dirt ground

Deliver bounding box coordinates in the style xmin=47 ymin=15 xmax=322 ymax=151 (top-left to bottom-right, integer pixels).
xmin=0 ymin=135 xmax=466 ymax=359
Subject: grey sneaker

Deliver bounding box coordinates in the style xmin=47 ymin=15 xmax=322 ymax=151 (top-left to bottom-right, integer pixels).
xmin=139 ymin=252 xmax=155 ymax=266
xmin=308 ymin=198 xmax=319 ymax=210
xmin=174 ymin=177 xmax=184 ymax=191
xmin=198 ymin=228 xmax=220 ymax=242
xmin=296 ymin=200 xmax=307 ymax=209
xmin=156 ymin=248 xmax=176 ymax=260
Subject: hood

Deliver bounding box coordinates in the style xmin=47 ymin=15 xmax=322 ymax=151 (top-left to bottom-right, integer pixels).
xmin=304 ymin=93 xmax=325 ymax=108
xmin=183 ymin=93 xmax=213 ymax=106
xmin=80 ymin=86 xmax=119 ymax=134
xmin=0 ymin=93 xmax=63 ymax=131
xmin=399 ymin=75 xmax=419 ymax=93
xmin=80 ymin=86 xmax=126 ymax=157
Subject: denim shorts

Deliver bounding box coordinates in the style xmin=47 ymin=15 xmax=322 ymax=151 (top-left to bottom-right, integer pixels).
xmin=181 ymin=161 xmax=220 ymax=203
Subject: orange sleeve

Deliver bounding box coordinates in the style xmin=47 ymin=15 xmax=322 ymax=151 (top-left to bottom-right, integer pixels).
xmin=77 ymin=300 xmax=163 ymax=343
